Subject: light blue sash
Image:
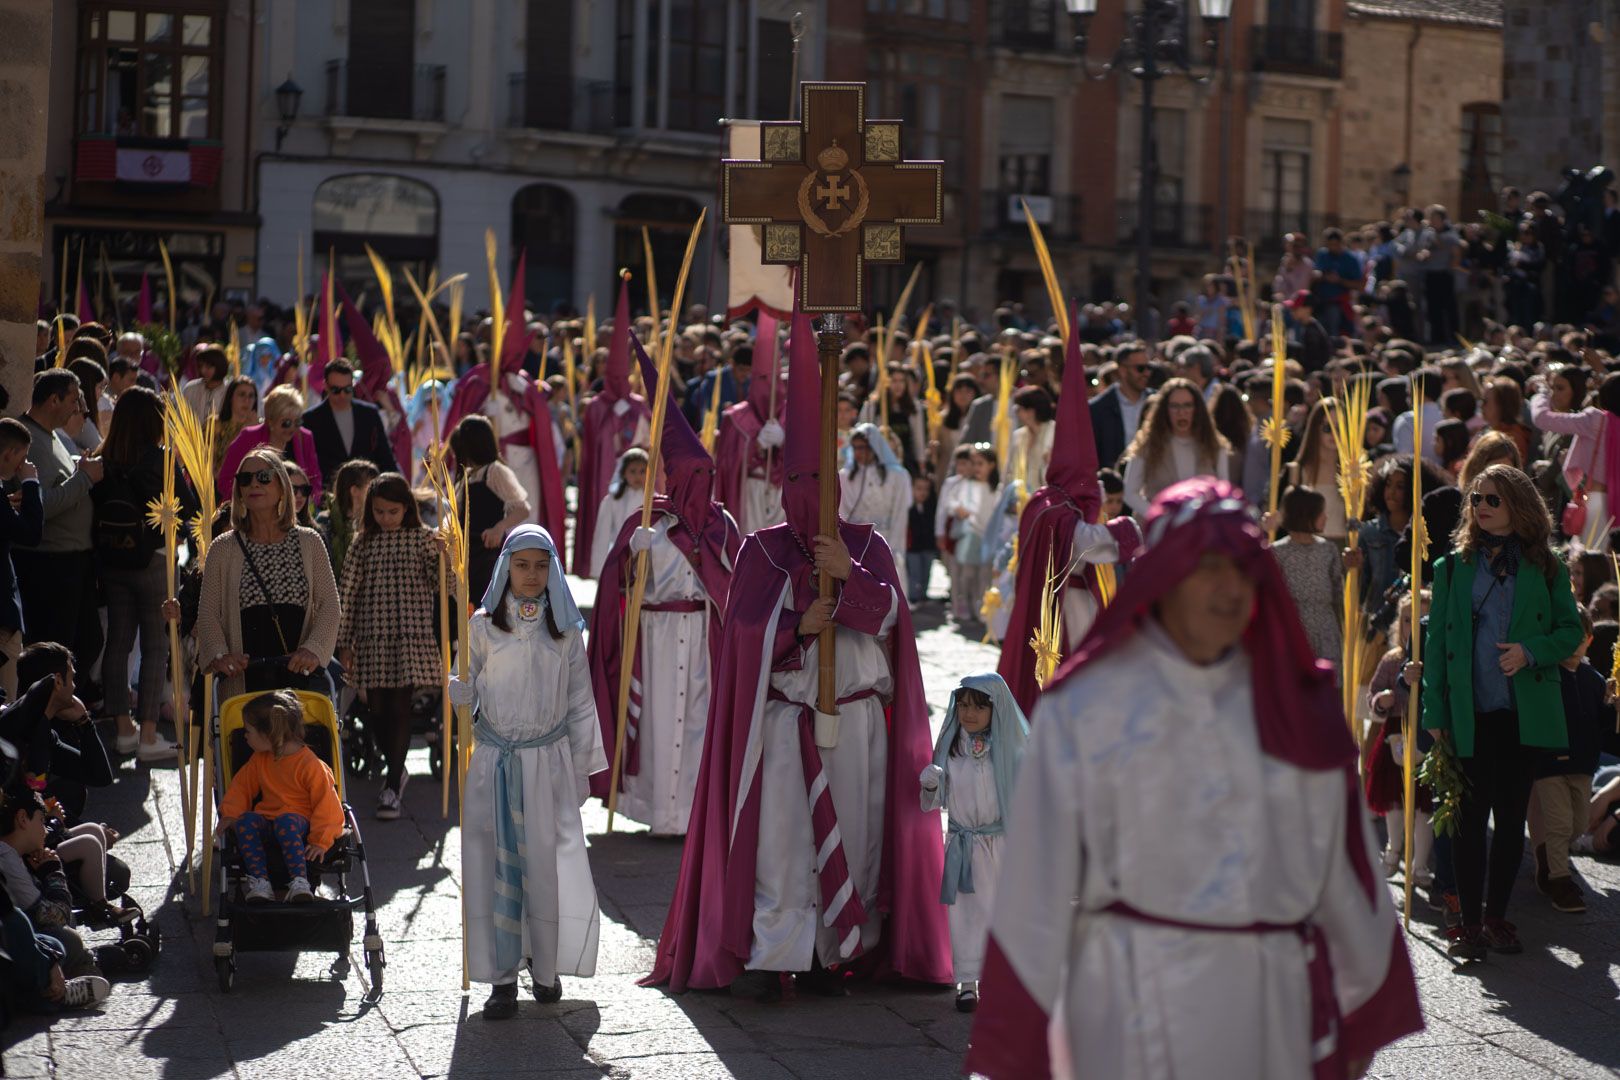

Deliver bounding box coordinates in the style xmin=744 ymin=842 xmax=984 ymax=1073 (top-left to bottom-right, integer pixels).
xmin=476 ymin=718 xmax=567 ymax=975
xmin=941 ymin=818 xmax=1004 ymax=904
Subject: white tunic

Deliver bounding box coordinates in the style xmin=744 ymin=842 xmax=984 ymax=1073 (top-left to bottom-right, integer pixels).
xmin=838 ymin=463 xmax=912 ymax=594
xmin=588 ymin=488 xmax=642 ymax=579
xmin=749 ymin=580 xmax=900 ymax=972
xmin=744 ymin=475 xmax=785 ymax=534
xmin=480 ymin=379 xmax=543 ymax=527
xmin=614 ymin=515 xmax=720 ymax=836
xmin=461 ymin=606 xmax=608 ymax=985
xmin=993 ymin=621 xmax=1404 ymax=1080
xmin=920 ymin=730 xmax=1003 ymax=983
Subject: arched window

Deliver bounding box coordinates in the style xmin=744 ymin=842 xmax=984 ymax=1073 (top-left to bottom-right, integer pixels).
xmin=312 ymin=173 xmax=439 ymax=294
xmin=612 ymin=194 xmax=706 ymax=314
xmin=1459 ymin=103 xmax=1502 ymax=222
xmin=511 ymin=185 xmax=577 ymax=315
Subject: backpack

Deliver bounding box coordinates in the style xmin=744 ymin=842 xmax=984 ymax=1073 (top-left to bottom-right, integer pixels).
xmin=91 ymin=464 xmax=162 ymax=570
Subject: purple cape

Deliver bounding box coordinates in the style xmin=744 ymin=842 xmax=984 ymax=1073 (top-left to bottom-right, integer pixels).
xmin=642 ymin=521 xmax=951 ymax=992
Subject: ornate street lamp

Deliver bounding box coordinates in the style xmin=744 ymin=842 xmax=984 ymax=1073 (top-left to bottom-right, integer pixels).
xmin=1065 ymin=0 xmax=1230 ymax=341
xmin=274 ymin=77 xmax=304 ymax=152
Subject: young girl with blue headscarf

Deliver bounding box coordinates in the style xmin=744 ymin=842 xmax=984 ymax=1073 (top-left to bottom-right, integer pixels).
xmin=448 ymin=525 xmax=607 ymax=1020
xmin=919 ymin=672 xmax=1028 ymax=1014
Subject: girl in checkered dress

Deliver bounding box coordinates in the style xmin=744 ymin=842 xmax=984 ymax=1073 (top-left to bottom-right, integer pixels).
xmin=336 ymin=472 xmax=443 ymax=820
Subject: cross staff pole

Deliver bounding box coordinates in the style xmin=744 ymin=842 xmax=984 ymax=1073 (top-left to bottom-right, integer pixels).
xmin=816 ymin=315 xmax=843 ymax=713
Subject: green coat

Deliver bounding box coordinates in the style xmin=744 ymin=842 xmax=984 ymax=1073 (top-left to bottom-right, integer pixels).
xmin=1421 ymin=551 xmax=1584 ymax=757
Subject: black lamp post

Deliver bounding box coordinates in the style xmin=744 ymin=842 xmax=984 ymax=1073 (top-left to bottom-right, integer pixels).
xmin=1065 ymin=0 xmax=1230 ymax=342
xmin=274 ymin=77 xmax=304 ymax=152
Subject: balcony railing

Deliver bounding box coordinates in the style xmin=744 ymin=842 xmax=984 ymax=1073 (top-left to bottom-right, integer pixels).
xmin=989 ymin=0 xmax=1062 ymax=50
xmin=505 ymin=74 xmax=617 ymax=134
xmin=325 ymin=60 xmax=447 ymax=123
xmin=1250 ymin=26 xmax=1343 ymax=79
xmin=1116 ymin=201 xmax=1215 ymax=249
xmin=984 ymin=190 xmax=1082 ymax=242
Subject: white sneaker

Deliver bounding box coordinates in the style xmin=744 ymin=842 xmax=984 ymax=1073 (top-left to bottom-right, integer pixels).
xmin=242 ymin=876 xmax=273 ymax=903
xmin=136 ymin=736 xmax=178 ymax=764
xmin=1573 ymin=834 xmax=1598 ymax=855
xmin=114 ymin=731 xmax=139 ymax=755
xmin=60 ymin=974 xmax=111 ymax=1009
xmin=286 ymin=876 xmax=314 ymax=902
xmin=375 ymin=788 xmax=401 ymax=821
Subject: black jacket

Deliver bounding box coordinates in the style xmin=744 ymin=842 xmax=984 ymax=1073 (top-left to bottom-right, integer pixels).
xmin=1089 ymin=385 xmax=1152 ymax=470
xmin=303 ymin=399 xmax=398 ymax=488
xmin=1537 ymin=661 xmax=1607 ymax=779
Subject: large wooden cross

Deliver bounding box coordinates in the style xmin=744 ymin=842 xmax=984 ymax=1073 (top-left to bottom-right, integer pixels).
xmin=723 ymin=81 xmax=943 ymax=313
xmin=722 ymin=82 xmax=944 ymax=715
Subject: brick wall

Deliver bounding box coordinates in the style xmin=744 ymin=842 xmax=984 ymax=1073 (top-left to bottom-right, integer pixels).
xmin=1339 ymin=16 xmax=1500 ymax=224
xmin=1501 ymin=0 xmax=1609 ymax=192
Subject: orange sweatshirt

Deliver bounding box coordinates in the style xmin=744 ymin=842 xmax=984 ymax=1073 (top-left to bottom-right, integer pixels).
xmin=219 ymin=746 xmax=345 ymax=851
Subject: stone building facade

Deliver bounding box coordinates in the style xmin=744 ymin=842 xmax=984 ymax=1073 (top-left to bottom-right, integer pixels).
xmin=0 ymin=0 xmax=50 ymax=410
xmin=1501 ymin=0 xmax=1620 ymax=194
xmin=1339 ymin=0 xmax=1502 ymax=225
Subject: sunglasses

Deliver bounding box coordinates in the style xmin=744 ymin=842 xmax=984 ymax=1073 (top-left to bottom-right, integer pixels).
xmin=235 ymin=469 xmax=275 ymax=488
xmin=327 ymin=385 xmax=354 ymax=396
xmin=275 ymin=418 xmax=296 ymax=429
xmin=293 ymin=484 xmax=312 ymax=497
xmin=1470 ymin=492 xmax=1502 ymax=509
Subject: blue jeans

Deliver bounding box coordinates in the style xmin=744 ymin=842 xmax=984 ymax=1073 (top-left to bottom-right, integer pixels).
xmin=906 ymin=551 xmax=934 ymax=602
xmin=1 ymin=907 xmax=65 ymax=1012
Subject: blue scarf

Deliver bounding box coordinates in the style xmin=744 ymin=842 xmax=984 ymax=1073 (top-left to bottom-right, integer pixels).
xmin=930 ymin=672 xmax=1029 ymax=904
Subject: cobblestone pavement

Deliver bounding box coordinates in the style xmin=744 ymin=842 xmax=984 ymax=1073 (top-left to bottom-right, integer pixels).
xmin=4 ymin=570 xmax=1620 ymax=1078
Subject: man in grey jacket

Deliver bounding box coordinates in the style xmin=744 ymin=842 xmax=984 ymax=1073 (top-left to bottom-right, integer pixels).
xmin=12 ymin=370 xmax=101 ymax=680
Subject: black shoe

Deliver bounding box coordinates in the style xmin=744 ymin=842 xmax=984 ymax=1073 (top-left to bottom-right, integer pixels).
xmin=1446 ymin=924 xmax=1487 ymax=962
xmin=1545 ymin=875 xmax=1587 ymax=914
xmin=955 ymin=988 xmax=978 ymax=1013
xmin=1481 ymin=917 xmax=1524 ymax=954
xmin=796 ymin=964 xmax=848 ymax=998
xmin=483 ymin=982 xmax=519 ymax=1020
xmin=532 ymin=974 xmax=563 ymax=1003
xmin=729 ymin=970 xmax=783 ymax=1003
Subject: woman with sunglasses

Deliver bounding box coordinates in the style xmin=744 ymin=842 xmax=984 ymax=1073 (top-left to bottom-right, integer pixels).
xmin=1421 ymin=463 xmax=1584 ymax=960
xmin=214 ymin=386 xmax=323 ymax=508
xmin=195 ymin=451 xmax=340 ymax=707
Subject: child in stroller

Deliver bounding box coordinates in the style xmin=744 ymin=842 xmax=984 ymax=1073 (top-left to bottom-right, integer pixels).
xmin=218 ymin=690 xmax=345 ymax=903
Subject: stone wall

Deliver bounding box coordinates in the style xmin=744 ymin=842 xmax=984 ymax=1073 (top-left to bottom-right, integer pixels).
xmin=1340 ymin=14 xmax=1501 ymax=224
xmin=1501 ymin=0 xmax=1611 ymax=193
xmin=0 ymin=0 xmax=50 ymax=413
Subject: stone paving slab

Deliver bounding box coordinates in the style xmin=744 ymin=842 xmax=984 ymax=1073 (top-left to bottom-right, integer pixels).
xmin=2 ymin=573 xmax=1619 ymax=1077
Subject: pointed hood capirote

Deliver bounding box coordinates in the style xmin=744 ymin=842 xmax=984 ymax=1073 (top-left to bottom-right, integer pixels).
xmin=632 ymin=333 xmax=718 ymax=535
xmin=1044 ymin=301 xmax=1103 ymax=511
xmin=781 ymin=306 xmax=831 ymax=542
xmin=603 ymin=274 xmax=633 ymax=401
xmin=746 ymin=310 xmax=782 ymax=418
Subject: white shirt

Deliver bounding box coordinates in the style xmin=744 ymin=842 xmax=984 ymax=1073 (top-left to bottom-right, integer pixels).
xmin=1391 ymin=401 xmax=1445 ymax=465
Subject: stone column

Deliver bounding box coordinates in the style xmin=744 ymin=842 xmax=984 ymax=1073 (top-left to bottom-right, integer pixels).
xmin=0 ymin=0 xmax=50 ymax=414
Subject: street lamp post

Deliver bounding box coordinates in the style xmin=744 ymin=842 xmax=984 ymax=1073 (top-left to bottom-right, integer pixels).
xmin=274 ymin=77 xmax=304 ymax=152
xmin=1065 ymin=0 xmax=1230 ymax=342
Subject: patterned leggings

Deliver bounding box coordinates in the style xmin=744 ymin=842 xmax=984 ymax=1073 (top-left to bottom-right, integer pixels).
xmin=233 ymin=812 xmax=311 ymax=880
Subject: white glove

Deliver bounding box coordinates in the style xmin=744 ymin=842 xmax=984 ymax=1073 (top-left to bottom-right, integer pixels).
xmin=629 ymin=526 xmax=660 ymax=553
xmin=757 ymin=419 xmax=785 ymax=448
xmin=612 ymin=398 xmax=631 ymax=417
xmin=447 ymin=676 xmax=475 ymax=707
xmin=919 ymin=763 xmax=945 ymax=791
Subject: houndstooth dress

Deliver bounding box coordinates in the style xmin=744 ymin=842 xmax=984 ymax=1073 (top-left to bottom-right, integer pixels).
xmin=336 ymin=527 xmax=443 ymax=690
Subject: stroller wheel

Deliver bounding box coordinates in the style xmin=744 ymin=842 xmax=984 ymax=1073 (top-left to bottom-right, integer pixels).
xmin=122 ymin=937 xmax=155 ymax=971
xmin=429 ymin=740 xmax=444 ymax=780
xmin=367 ymin=948 xmax=385 ymax=997
xmin=215 ymin=955 xmax=235 ymax=993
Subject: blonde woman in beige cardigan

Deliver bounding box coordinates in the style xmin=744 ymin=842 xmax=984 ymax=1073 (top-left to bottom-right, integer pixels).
xmin=194 ymin=450 xmax=340 ymax=702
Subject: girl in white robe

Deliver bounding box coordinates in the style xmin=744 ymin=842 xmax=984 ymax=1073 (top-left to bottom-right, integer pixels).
xmin=450 ymin=525 xmax=607 ymax=1019
xmin=839 ymin=423 xmax=913 ymax=594
xmin=919 ymin=673 xmax=1028 ymax=1014
xmin=588 ymin=448 xmax=648 ymax=578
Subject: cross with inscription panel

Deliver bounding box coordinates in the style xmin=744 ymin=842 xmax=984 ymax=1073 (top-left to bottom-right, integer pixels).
xmin=723 ymin=81 xmax=944 ymax=313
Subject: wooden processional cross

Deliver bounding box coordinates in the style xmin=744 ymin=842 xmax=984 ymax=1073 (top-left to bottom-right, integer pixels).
xmin=722 ymin=81 xmax=944 ymax=713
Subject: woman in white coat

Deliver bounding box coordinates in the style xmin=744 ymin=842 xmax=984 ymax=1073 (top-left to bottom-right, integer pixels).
xmin=450 ymin=525 xmax=607 ymax=1020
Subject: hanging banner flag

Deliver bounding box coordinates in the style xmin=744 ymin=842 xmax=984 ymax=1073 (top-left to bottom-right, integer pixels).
xmin=116 ymin=147 xmax=191 ymax=184
xmin=724 ymin=120 xmax=794 ymax=322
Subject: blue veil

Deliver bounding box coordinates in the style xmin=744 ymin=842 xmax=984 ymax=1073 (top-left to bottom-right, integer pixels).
xmin=479 ymin=524 xmax=585 ymax=634
xmin=849 ymin=421 xmax=904 ymax=472
xmin=930 ymin=672 xmax=1029 ymax=827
